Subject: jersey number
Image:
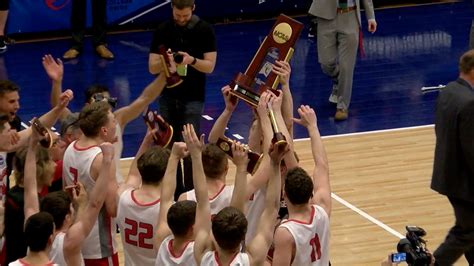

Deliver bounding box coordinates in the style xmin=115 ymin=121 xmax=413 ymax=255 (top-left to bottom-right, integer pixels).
xmin=310 ymin=234 xmax=321 ymax=262
xmin=124 ymin=218 xmax=154 ymax=249
xmin=69 ymin=167 xmax=78 ymax=184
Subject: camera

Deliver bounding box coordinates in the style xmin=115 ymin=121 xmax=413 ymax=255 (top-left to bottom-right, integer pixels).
xmin=92 ymin=93 xmax=117 ymax=108
xmin=396 ymin=226 xmax=432 ymax=266
xmin=172 ymin=52 xmax=184 ymax=64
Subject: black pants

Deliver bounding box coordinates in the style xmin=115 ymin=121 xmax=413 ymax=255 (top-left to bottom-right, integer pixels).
xmin=159 ymin=95 xmax=204 ymax=200
xmin=70 ymin=0 xmax=107 ymax=51
xmin=434 ymin=196 xmax=474 ymax=265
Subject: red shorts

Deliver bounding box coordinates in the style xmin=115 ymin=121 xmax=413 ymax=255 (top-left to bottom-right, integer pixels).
xmin=84 ymin=253 xmax=119 ymax=266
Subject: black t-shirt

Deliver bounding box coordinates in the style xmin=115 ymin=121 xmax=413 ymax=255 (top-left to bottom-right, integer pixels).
xmin=6 ymin=115 xmax=21 ymax=188
xmin=4 ymin=186 xmax=27 ymax=264
xmin=150 ymin=16 xmax=216 ymax=102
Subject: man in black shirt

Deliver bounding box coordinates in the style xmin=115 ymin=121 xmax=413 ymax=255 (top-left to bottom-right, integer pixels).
xmin=0 ymin=80 xmax=20 ymax=183
xmin=148 ymin=0 xmax=217 ymax=197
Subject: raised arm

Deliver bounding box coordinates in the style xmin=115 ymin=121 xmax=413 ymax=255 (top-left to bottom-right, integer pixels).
xmin=114 ymin=74 xmax=166 ymax=130
xmin=208 ymin=85 xmax=238 ymax=144
xmin=183 ymin=124 xmax=212 ymax=264
xmin=229 ymin=142 xmax=249 ymax=213
xmin=247 ymin=142 xmax=288 ymax=264
xmin=155 ymin=142 xmax=189 ymax=247
xmin=272 ymin=60 xmax=294 ymax=137
xmin=294 ymin=105 xmax=331 ymax=216
xmin=23 ymin=123 xmax=42 ymax=223
xmin=63 ymin=143 xmax=114 ymax=262
xmin=43 ymin=54 xmax=71 ymax=120
xmin=118 ymin=129 xmax=156 ymax=195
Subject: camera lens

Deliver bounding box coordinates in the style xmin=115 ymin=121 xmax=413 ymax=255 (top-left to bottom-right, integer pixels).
xmin=173 ymin=53 xmax=183 ymax=64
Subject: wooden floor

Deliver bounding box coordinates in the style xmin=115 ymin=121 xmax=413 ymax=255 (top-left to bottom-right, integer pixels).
xmin=118 ymin=125 xmax=467 ymax=265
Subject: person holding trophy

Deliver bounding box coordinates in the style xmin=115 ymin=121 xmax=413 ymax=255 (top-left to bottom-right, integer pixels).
xmin=148 ymin=0 xmax=217 ymax=198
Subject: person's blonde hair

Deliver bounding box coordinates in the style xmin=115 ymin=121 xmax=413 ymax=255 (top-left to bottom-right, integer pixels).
xmin=14 ymin=146 xmax=53 ymax=186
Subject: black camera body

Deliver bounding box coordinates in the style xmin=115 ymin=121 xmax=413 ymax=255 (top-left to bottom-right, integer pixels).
xmin=92 ymin=93 xmax=117 ymax=108
xmin=397 ymin=226 xmax=432 ymax=266
xmin=172 ymin=52 xmax=183 ymax=64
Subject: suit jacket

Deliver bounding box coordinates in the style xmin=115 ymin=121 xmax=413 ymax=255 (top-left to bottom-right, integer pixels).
xmin=308 ymin=0 xmax=375 ymax=26
xmin=431 ymin=78 xmax=474 ymax=202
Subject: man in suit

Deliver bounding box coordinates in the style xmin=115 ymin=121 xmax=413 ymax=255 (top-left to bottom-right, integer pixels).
xmin=308 ymin=0 xmax=377 ymax=120
xmin=431 ymin=49 xmax=474 ymax=265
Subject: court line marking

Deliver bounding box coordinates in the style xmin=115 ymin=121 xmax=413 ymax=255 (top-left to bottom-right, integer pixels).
xmin=119 ymin=1 xmax=171 ymax=25
xmin=331 ymin=193 xmax=404 ymax=239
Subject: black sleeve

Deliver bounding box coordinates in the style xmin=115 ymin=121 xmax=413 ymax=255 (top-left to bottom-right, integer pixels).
xmin=459 ymin=99 xmax=474 ymax=174
xmin=200 ymin=22 xmax=217 ymax=54
xmin=150 ymin=26 xmax=164 ymax=54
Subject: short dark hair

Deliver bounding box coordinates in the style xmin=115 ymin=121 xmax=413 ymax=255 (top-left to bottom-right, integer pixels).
xmin=40 ymin=191 xmax=72 ymax=230
xmin=459 ymin=49 xmax=474 ymax=74
xmin=84 ymin=84 xmax=109 ymax=104
xmin=212 ymin=207 xmax=247 ymax=251
xmin=0 ymin=80 xmax=19 ymax=97
xmin=284 ymin=167 xmax=314 ymax=205
xmin=167 ymin=200 xmax=197 ymax=237
xmin=78 ymin=101 xmax=111 ymax=137
xmin=202 ymin=144 xmax=227 ymax=179
xmin=24 ymin=212 xmax=55 ymax=252
xmin=137 ymin=146 xmax=170 ymax=185
xmin=171 ymin=0 xmax=194 ymax=9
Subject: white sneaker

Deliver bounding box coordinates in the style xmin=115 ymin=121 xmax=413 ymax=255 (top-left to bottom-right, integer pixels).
xmin=328 ymin=94 xmax=337 ymax=104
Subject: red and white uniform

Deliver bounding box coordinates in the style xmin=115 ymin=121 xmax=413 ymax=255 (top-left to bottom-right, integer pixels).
xmin=245 ymin=188 xmax=265 ymax=245
xmin=62 ymin=141 xmax=117 ymax=260
xmin=278 ymin=205 xmax=330 ymax=266
xmin=201 ymin=251 xmax=250 ymax=266
xmin=8 ymin=259 xmax=58 ymax=266
xmin=50 ymin=232 xmax=84 ymax=266
xmin=116 ymin=187 xmax=160 ymax=266
xmin=155 ymin=235 xmax=195 ymax=266
xmin=0 ymin=151 xmax=8 ymax=203
xmin=185 ymin=185 xmax=233 ymax=216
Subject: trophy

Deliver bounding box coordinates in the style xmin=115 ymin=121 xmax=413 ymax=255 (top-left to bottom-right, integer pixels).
xmin=216 ymin=137 xmax=263 ymax=175
xmin=158 ymin=45 xmax=183 ymax=89
xmin=267 ymin=103 xmax=287 ymax=148
xmin=230 ymin=14 xmax=303 ymax=107
xmin=31 ymin=118 xmax=54 ymax=149
xmin=143 ymin=108 xmax=174 ymax=148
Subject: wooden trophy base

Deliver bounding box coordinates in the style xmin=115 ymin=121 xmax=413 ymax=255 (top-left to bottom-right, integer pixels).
xmin=32 ymin=118 xmax=54 ymax=149
xmin=143 ymin=108 xmax=174 ymax=148
xmin=216 ymin=137 xmax=263 ymax=174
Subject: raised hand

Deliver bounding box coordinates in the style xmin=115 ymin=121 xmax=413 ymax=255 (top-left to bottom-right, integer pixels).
xmin=42 ymin=54 xmax=64 ymax=82
xmin=268 ymin=90 xmax=283 ymax=113
xmin=222 ymin=85 xmax=238 ymax=112
xmin=99 ymin=142 xmax=115 ymax=162
xmin=268 ymin=139 xmax=289 ymax=165
xmin=59 ymin=89 xmax=74 ymax=108
xmin=256 ymin=91 xmax=272 ymax=119
xmin=170 ymin=142 xmax=189 ymax=159
xmin=71 ymin=182 xmax=88 ymax=207
xmin=293 ymin=105 xmax=317 ymax=129
xmin=231 ymin=141 xmax=249 ymax=169
xmin=272 ymin=60 xmax=291 ymax=86
xmin=182 ymin=124 xmax=204 ymax=156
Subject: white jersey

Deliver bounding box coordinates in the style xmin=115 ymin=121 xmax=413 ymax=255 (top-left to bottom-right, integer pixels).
xmin=278 ymin=205 xmax=330 ymax=266
xmin=201 ymin=251 xmax=250 ymax=266
xmin=117 ymin=188 xmax=161 ymax=266
xmin=113 ymin=124 xmax=124 ymax=183
xmin=155 ymin=235 xmax=195 ymax=266
xmin=8 ymin=259 xmax=58 ymax=266
xmin=50 ymin=232 xmax=85 ymax=266
xmin=0 ymin=151 xmax=8 ymax=203
xmin=62 ymin=141 xmax=117 ymax=259
xmin=245 ymin=188 xmax=265 ymax=246
xmin=185 ymin=185 xmax=234 ymax=216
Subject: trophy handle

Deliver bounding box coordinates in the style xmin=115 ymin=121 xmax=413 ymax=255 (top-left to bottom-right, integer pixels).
xmin=31 ymin=118 xmax=53 ymax=149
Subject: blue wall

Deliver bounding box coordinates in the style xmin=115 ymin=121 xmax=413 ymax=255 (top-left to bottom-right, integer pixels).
xmin=8 ymin=0 xmax=311 ymax=34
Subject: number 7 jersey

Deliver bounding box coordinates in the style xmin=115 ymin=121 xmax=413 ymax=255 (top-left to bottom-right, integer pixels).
xmin=116 ymin=187 xmax=161 ymax=266
xmin=278 ymin=205 xmax=330 ymax=266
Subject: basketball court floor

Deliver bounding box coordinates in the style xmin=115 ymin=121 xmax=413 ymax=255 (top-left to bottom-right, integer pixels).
xmin=4 ymin=1 xmax=472 ymax=264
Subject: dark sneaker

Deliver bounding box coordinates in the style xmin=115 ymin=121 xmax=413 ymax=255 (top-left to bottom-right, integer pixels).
xmin=3 ymin=36 xmax=14 ymax=45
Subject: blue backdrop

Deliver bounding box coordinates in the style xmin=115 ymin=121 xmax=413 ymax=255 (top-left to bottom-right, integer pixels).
xmin=8 ymin=0 xmax=311 ymax=34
